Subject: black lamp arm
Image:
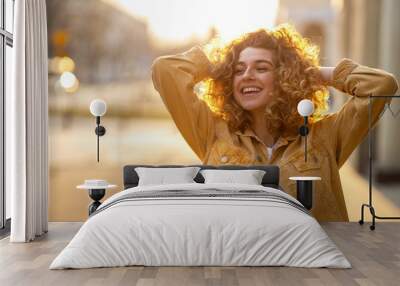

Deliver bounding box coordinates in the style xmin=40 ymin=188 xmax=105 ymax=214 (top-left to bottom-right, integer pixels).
xmin=94 ymin=116 xmax=106 ymax=162
xmin=299 ymin=116 xmax=309 ymax=162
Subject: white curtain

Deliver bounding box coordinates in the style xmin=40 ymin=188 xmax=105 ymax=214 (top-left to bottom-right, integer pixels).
xmin=7 ymin=0 xmax=48 ymax=242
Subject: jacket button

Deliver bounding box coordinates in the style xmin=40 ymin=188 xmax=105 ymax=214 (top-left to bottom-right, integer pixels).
xmin=220 ymin=156 xmax=229 ymax=163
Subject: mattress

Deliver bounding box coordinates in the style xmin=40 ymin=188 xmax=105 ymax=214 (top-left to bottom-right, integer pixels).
xmin=50 ymin=183 xmax=351 ymax=269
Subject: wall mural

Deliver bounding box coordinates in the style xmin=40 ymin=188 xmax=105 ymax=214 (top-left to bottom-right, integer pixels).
xmin=47 ymin=0 xmax=400 ymax=222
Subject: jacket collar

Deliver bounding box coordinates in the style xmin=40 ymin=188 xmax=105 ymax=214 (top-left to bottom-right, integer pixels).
xmin=235 ymin=128 xmax=298 ymax=148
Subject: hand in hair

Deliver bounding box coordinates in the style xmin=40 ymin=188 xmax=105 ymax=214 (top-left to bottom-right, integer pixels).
xmin=318 ymin=66 xmax=334 ymax=86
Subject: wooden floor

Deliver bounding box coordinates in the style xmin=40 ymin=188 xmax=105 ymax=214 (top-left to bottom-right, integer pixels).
xmin=0 ymin=222 xmax=399 ymax=286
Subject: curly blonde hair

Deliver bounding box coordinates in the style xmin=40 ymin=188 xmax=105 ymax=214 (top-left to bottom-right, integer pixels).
xmin=201 ymin=24 xmax=329 ymax=137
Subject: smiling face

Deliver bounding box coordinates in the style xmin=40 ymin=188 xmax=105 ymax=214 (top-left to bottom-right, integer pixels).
xmin=232 ymin=47 xmax=276 ymax=114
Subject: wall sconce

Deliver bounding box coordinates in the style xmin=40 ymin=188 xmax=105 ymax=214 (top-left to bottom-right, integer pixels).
xmin=90 ymin=99 xmax=107 ymax=162
xmin=297 ymin=99 xmax=314 ymax=162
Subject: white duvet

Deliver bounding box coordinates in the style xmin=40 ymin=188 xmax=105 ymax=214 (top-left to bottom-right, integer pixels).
xmin=50 ymin=183 xmax=351 ymax=269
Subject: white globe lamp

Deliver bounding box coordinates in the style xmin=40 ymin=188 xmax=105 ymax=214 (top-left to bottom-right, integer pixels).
xmin=297 ymin=99 xmax=314 ymax=162
xmin=90 ymin=99 xmax=107 ymax=162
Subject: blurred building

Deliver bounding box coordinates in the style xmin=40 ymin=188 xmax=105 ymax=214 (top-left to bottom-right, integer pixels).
xmin=277 ymin=0 xmax=400 ymax=182
xmin=46 ymin=0 xmax=211 ymax=121
xmin=276 ymin=0 xmax=343 ymax=66
xmin=47 ymin=0 xmax=153 ymax=83
xmin=342 ymin=0 xmax=400 ymax=182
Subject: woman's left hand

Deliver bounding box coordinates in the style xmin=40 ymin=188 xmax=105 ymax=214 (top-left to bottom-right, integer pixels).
xmin=318 ymin=66 xmax=335 ymax=86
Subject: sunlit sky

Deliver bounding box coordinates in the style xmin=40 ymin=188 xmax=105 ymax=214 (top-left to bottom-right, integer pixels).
xmin=110 ymin=0 xmax=279 ymax=45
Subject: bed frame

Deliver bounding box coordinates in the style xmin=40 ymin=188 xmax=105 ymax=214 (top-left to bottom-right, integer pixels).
xmin=123 ymin=165 xmax=280 ymax=190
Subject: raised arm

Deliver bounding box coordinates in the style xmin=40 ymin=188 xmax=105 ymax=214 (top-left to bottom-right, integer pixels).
xmin=318 ymin=59 xmax=399 ymax=168
xmin=151 ymin=47 xmax=216 ymax=161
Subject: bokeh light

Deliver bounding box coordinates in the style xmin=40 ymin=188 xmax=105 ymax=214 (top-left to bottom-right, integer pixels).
xmin=59 ymin=71 xmax=79 ymax=92
xmin=58 ymin=57 xmax=75 ymax=73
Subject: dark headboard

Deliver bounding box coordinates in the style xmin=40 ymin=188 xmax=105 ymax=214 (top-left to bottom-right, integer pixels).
xmin=123 ymin=165 xmax=280 ymax=189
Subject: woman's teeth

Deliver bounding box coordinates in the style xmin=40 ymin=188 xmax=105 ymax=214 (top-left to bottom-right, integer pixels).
xmin=242 ymin=87 xmax=262 ymax=95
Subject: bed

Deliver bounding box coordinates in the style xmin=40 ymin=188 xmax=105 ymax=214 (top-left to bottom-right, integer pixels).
xmin=50 ymin=165 xmax=350 ymax=269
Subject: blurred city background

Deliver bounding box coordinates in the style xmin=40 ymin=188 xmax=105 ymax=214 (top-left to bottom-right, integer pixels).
xmin=46 ymin=0 xmax=400 ymax=221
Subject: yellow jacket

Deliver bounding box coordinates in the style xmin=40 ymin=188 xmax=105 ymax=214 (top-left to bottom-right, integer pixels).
xmin=152 ymin=47 xmax=398 ymax=221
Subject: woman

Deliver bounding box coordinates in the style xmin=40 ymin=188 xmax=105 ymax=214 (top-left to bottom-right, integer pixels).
xmin=151 ymin=24 xmax=398 ymax=221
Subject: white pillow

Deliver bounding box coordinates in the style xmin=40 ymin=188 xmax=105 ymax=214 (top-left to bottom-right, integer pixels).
xmin=135 ymin=167 xmax=200 ymax=186
xmin=200 ymin=169 xmax=266 ymax=185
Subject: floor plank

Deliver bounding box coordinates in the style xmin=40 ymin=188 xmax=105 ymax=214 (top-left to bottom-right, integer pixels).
xmin=0 ymin=222 xmax=399 ymax=286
